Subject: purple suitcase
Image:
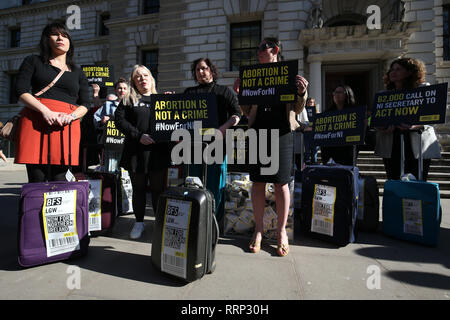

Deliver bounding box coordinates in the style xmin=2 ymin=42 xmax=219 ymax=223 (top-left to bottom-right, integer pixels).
xmin=17 ymin=124 xmax=90 ymax=267
xmin=18 ymin=180 xmax=90 ymax=267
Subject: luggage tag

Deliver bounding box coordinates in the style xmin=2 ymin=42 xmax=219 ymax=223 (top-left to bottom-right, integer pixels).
xmin=311 ymin=184 xmax=336 ymax=237
xmin=161 ymin=198 xmax=193 ymax=280
xmin=66 ymin=169 xmax=76 ymax=182
xmin=42 ymin=189 xmax=80 ymax=257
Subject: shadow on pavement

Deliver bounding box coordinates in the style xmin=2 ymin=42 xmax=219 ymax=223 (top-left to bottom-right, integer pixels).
xmin=385 ymin=271 xmax=450 ymax=290
xmin=64 ymin=245 xmax=187 ymax=288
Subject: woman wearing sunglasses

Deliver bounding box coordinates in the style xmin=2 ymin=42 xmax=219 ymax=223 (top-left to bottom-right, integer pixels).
xmin=234 ymin=37 xmax=308 ymax=256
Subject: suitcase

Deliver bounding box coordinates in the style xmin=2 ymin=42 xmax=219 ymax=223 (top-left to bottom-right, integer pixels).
xmin=357 ymin=175 xmax=380 ymax=232
xmin=75 ymin=145 xmax=119 ymax=235
xmin=300 ymin=163 xmax=359 ymax=246
xmin=75 ymin=171 xmax=118 ymax=235
xmin=382 ymin=130 xmax=441 ymax=246
xmin=18 ymin=124 xmax=90 ymax=267
xmin=151 ymin=162 xmax=219 ymax=282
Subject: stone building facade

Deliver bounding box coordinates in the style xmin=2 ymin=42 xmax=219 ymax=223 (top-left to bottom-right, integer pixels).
xmin=0 ymin=0 xmax=449 ymax=146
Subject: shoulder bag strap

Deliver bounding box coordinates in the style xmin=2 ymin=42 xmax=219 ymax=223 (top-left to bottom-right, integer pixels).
xmin=35 ymin=68 xmax=66 ymax=97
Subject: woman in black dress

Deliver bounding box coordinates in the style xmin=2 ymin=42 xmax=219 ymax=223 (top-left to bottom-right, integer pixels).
xmin=115 ymin=65 xmax=170 ymax=239
xmin=236 ymin=37 xmax=308 ymax=256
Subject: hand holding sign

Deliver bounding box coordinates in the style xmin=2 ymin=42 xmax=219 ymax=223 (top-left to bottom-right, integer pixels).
xmin=140 ymin=133 xmax=155 ymax=145
xmin=296 ymin=75 xmax=308 ymax=95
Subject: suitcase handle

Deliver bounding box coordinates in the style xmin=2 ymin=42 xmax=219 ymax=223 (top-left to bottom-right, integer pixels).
xmin=400 ymin=128 xmax=423 ymax=180
xmin=46 ymin=122 xmax=72 ymax=181
xmin=185 ymin=142 xmax=209 ymax=189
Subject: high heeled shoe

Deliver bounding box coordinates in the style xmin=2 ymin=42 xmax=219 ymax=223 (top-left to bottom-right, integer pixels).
xmin=249 ymin=238 xmax=261 ymax=253
xmin=277 ymin=242 xmax=289 ymax=257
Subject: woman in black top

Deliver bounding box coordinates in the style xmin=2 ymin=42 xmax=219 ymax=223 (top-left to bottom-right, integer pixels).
xmin=320 ymin=85 xmax=357 ymax=166
xmin=184 ymin=58 xmax=241 ymax=222
xmin=235 ymin=37 xmax=308 ymax=256
xmin=14 ymin=22 xmax=89 ymax=182
xmin=115 ymin=65 xmax=170 ymax=239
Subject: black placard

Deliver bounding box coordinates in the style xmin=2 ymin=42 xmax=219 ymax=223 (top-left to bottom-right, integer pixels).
xmin=312 ymin=106 xmax=366 ymax=147
xmin=81 ymin=64 xmax=115 ymax=87
xmin=238 ymin=60 xmax=298 ymax=105
xmin=149 ymin=93 xmax=219 ymax=142
xmin=370 ymin=83 xmax=448 ymax=127
xmin=102 ymin=120 xmax=125 ymax=151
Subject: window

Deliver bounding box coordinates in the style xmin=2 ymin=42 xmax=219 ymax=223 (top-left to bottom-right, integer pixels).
xmin=10 ymin=28 xmax=20 ymax=48
xmin=99 ymin=12 xmax=110 ymax=36
xmin=142 ymin=50 xmax=159 ymax=83
xmin=444 ymin=5 xmax=450 ymax=60
xmin=142 ymin=0 xmax=159 ymax=14
xmin=230 ymin=21 xmax=261 ymax=71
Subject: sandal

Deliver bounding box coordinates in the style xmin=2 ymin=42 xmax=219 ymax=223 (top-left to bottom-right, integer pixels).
xmin=249 ymin=236 xmax=262 ymax=254
xmin=277 ymin=243 xmax=289 ymax=257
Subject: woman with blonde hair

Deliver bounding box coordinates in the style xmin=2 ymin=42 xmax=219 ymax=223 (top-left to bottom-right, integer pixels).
xmin=115 ymin=65 xmax=170 ymax=239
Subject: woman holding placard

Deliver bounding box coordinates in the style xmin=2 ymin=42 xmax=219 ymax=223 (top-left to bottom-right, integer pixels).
xmin=184 ymin=58 xmax=241 ymax=222
xmin=320 ymin=84 xmax=357 ymax=166
xmin=14 ymin=22 xmax=89 ymax=182
xmin=235 ymin=37 xmax=308 ymax=256
xmin=115 ymin=65 xmax=170 ymax=239
xmin=375 ymin=57 xmax=441 ymax=181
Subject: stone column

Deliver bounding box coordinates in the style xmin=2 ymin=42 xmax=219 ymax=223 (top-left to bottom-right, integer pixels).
xmin=309 ymin=60 xmax=322 ymax=112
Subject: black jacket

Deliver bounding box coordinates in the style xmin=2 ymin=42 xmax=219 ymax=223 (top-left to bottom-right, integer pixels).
xmin=115 ymin=95 xmax=170 ymax=173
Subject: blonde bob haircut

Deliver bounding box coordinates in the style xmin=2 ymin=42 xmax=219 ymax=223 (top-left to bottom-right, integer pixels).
xmin=122 ymin=64 xmax=157 ymax=106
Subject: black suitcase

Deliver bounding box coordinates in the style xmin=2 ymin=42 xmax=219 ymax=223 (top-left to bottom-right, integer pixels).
xmin=151 ymin=163 xmax=219 ymax=282
xmin=357 ymin=175 xmax=380 ymax=232
xmin=300 ymin=164 xmax=359 ymax=246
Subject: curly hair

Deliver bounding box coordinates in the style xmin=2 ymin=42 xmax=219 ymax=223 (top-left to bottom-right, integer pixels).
xmin=384 ymin=57 xmax=426 ymax=90
xmin=191 ymin=58 xmax=218 ymax=82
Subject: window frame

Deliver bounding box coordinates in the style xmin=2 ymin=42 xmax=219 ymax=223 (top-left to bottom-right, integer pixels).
xmin=444 ymin=5 xmax=450 ymax=61
xmin=142 ymin=0 xmax=160 ymax=15
xmin=141 ymin=49 xmax=159 ymax=83
xmin=229 ymin=21 xmax=261 ymax=72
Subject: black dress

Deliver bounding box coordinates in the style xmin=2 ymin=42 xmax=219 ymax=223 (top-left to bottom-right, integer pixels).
xmin=114 ymin=95 xmax=170 ymax=173
xmin=249 ymin=104 xmax=293 ymax=184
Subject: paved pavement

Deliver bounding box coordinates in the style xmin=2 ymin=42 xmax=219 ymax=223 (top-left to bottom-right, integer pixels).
xmin=0 ymin=161 xmax=449 ymax=306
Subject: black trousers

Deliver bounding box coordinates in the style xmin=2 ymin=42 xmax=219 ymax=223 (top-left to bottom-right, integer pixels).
xmin=383 ymin=131 xmax=431 ymax=181
xmin=129 ymin=170 xmax=166 ymax=222
xmin=26 ymin=164 xmax=71 ymax=183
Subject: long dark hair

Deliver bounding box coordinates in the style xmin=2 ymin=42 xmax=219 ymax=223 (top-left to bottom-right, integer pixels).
xmin=191 ymin=57 xmax=218 ymax=83
xmin=39 ymin=22 xmax=75 ymax=70
xmin=329 ymin=84 xmax=356 ymax=111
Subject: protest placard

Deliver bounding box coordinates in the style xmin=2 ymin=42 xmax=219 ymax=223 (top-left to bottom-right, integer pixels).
xmin=238 ymin=60 xmax=298 ymax=105
xmin=149 ymin=93 xmax=218 ymax=142
xmin=370 ymin=83 xmax=448 ymax=127
xmin=312 ymin=106 xmax=366 ymax=147
xmin=81 ymin=65 xmax=115 ymax=87
xmin=102 ymin=120 xmax=125 ymax=151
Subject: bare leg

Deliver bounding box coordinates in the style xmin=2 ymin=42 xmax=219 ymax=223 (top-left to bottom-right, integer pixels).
xmin=250 ymin=181 xmax=265 ymax=251
xmin=274 ymin=182 xmax=290 ymax=256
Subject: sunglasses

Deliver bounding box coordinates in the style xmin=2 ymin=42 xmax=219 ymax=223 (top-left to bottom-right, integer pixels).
xmin=257 ymin=42 xmax=277 ymax=52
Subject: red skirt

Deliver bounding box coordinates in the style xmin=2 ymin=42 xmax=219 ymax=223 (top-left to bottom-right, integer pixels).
xmin=14 ymin=98 xmax=80 ymax=166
